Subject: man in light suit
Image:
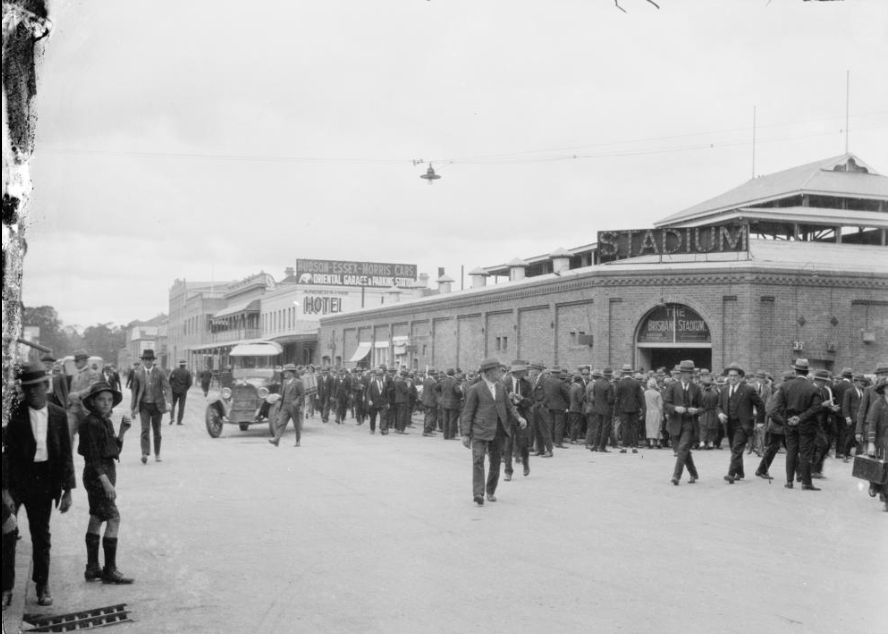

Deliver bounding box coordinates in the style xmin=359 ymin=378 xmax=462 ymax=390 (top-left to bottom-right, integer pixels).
xmin=717 ymin=363 xmax=765 ymax=484
xmin=269 ymin=364 xmax=305 ymax=447
xmin=461 ymin=358 xmax=526 ymax=505
xmin=664 ymin=360 xmax=702 ymax=485
xmin=129 ymin=349 xmax=172 ymax=464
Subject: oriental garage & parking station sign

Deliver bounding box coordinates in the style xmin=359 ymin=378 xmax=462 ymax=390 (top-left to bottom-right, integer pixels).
xmin=296 ymin=259 xmax=417 ymax=288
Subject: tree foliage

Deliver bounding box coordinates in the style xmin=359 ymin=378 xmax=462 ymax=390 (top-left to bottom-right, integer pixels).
xmin=81 ymin=323 xmax=127 ymax=365
xmin=23 ymin=305 xmax=70 ymax=357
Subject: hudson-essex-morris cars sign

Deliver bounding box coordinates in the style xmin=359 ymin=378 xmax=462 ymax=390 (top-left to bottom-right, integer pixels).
xmin=597 ymin=223 xmax=748 ymax=263
xmin=296 ymin=259 xmax=418 ymax=288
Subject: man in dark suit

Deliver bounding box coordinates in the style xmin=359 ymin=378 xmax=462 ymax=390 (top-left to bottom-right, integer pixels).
xmin=756 ymin=370 xmax=795 ymax=479
xmin=438 ymin=369 xmax=458 ymax=440
xmin=392 ymin=368 xmax=411 ymax=434
xmin=502 ymin=360 xmax=534 ymax=480
xmin=775 ymin=358 xmax=823 ymax=490
xmin=856 ymin=361 xmax=888 ymax=443
xmin=40 ymin=354 xmax=68 ymax=410
xmin=543 ymin=365 xmax=570 ymax=449
xmin=269 ymin=364 xmax=305 ymax=447
xmin=421 ymin=369 xmax=439 ymax=437
xmin=529 ymin=363 xmax=553 ymax=457
xmin=831 ymin=368 xmax=854 ymax=460
xmin=316 ymin=367 xmax=335 ymax=423
xmin=717 ymin=363 xmax=765 ymax=484
xmin=664 ymin=360 xmax=702 ymax=485
xmin=614 ymin=364 xmax=646 ymax=454
xmin=365 ymin=368 xmax=389 ymax=434
xmin=461 ymin=358 xmax=526 ymax=505
xmin=842 ymin=373 xmax=866 ymax=461
xmin=585 ymin=369 xmax=615 ymax=452
xmin=129 ymin=349 xmax=172 ymax=464
xmin=3 ymin=364 xmax=76 ymax=607
xmin=168 ymin=360 xmax=193 ymax=426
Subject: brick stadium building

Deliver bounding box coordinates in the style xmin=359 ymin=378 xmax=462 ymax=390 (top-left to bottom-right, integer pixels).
xmin=319 ymin=154 xmax=888 ymax=376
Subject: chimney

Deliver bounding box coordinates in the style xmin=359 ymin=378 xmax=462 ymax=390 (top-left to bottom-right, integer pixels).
xmin=417 ymin=272 xmax=429 ymax=288
xmin=386 ymin=285 xmax=402 ymax=304
xmin=550 ymin=247 xmax=571 ymax=275
xmin=469 ymin=267 xmax=489 ymax=288
xmin=508 ymin=257 xmax=528 ymax=282
xmin=437 ymin=274 xmax=454 ymax=294
xmin=284 ymin=266 xmax=295 ymax=278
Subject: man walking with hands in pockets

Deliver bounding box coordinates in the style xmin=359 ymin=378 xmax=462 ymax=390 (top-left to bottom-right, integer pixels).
xmin=461 ymin=358 xmax=527 ymax=506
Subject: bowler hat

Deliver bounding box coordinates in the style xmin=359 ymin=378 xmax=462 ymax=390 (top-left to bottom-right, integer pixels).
xmin=841 ymin=367 xmax=853 ymax=379
xmin=83 ymin=381 xmax=123 ymax=412
xmin=446 ymin=368 xmax=455 ymax=376
xmin=722 ymin=363 xmax=745 ymax=377
xmin=621 ymin=364 xmax=633 ymax=374
xmin=140 ymin=349 xmax=156 ymax=360
xmin=17 ymin=364 xmax=51 ymax=386
xmin=73 ymin=349 xmax=89 ymax=361
xmin=603 ymin=367 xmax=613 ymax=377
xmin=679 ymin=360 xmax=695 ymax=373
xmin=478 ymin=358 xmax=501 ymax=373
xmin=813 ymin=369 xmax=830 ymax=381
xmin=792 ymin=358 xmax=809 ymax=372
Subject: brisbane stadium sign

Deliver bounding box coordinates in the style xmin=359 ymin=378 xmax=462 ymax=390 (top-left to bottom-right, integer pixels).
xmin=597 ymin=223 xmax=748 ymax=263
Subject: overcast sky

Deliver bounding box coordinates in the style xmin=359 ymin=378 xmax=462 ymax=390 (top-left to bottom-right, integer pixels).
xmin=21 ymin=0 xmax=888 ymax=328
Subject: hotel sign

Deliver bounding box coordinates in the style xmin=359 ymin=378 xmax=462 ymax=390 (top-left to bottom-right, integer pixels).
xmin=597 ymin=223 xmax=748 ymax=263
xmin=296 ymin=259 xmax=418 ymax=288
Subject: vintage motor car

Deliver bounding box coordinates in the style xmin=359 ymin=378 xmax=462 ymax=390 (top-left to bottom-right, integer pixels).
xmin=205 ymin=341 xmax=283 ymax=438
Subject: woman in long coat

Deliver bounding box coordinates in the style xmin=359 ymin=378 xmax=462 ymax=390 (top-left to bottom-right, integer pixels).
xmin=643 ymin=379 xmax=664 ymax=449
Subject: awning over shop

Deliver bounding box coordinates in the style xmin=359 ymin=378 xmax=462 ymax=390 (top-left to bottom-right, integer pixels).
xmin=211 ymin=299 xmax=260 ymax=320
xmin=230 ymin=341 xmax=283 ymax=357
xmin=348 ymin=342 xmax=372 ymax=363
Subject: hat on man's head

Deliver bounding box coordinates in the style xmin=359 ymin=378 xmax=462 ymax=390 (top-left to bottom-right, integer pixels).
xmin=756 ymin=369 xmax=767 ymax=379
xmin=178 ymin=359 xmax=186 ymax=365
xmin=603 ymin=367 xmax=613 ymax=377
xmin=140 ymin=349 xmax=156 ymax=360
xmin=478 ymin=358 xmax=501 ymax=373
xmin=510 ymin=359 xmax=528 ymax=373
xmin=399 ymin=367 xmax=409 ymax=375
xmin=875 ymin=377 xmax=888 ymax=394
xmin=722 ymin=362 xmax=745 ymax=377
xmin=17 ymin=363 xmax=51 ymax=386
xmin=282 ymin=363 xmax=297 ymax=373
xmin=591 ymin=368 xmax=603 ymax=379
xmin=793 ymin=358 xmax=809 ymax=372
xmin=73 ymin=349 xmax=89 ymax=361
xmin=781 ymin=370 xmax=796 ymax=382
xmin=83 ymin=381 xmax=123 ymax=412
xmin=446 ymin=368 xmax=455 ymax=376
xmin=841 ymin=367 xmax=853 ymax=379
xmin=874 ymin=361 xmax=888 ymax=375
xmin=621 ymin=364 xmax=633 ymax=374
xmin=852 ymin=373 xmax=866 ymax=383
xmin=700 ymin=375 xmax=713 ymax=385
xmin=527 ymin=361 xmax=544 ymax=371
xmin=813 ymin=369 xmax=830 ymax=381
xmin=40 ymin=353 xmax=56 ymax=363
xmin=679 ymin=360 xmax=695 ymax=373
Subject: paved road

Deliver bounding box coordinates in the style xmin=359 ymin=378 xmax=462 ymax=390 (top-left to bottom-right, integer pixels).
xmin=6 ymin=386 xmax=887 ymax=633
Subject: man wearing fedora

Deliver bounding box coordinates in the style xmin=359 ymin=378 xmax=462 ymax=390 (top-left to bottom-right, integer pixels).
xmin=811 ymin=369 xmax=840 ymax=478
xmin=3 ymin=364 xmax=76 ymax=607
xmin=168 ymin=360 xmax=193 ymax=426
xmin=856 ymin=362 xmax=888 ymax=445
xmin=269 ymin=364 xmax=305 ymax=447
xmin=774 ymin=359 xmax=823 ymax=490
xmin=129 ymin=349 xmax=172 ymax=464
xmin=461 ymin=359 xmax=526 ymax=505
xmin=717 ymin=363 xmax=765 ymax=484
xmin=664 ymin=360 xmax=702 ymax=485
xmin=421 ymin=369 xmax=439 ymax=437
xmin=503 ymin=360 xmax=534 ymax=479
xmin=843 ymin=373 xmax=867 ymax=461
xmin=366 ymin=368 xmax=389 ymax=434
xmin=67 ymin=349 xmax=103 ymax=442
xmin=543 ymin=365 xmax=570 ymax=449
xmin=756 ymin=370 xmax=795 ymax=479
xmin=528 ymin=363 xmax=554 ymax=457
xmin=831 ymin=368 xmax=854 ymax=460
xmin=614 ymin=364 xmax=646 ymax=453
xmin=438 ymin=369 xmax=460 ymax=440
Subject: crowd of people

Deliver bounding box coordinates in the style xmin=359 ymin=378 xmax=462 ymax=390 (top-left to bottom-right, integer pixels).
xmin=2 ymin=350 xmax=886 ymax=612
xmin=256 ymin=357 xmax=888 ymax=507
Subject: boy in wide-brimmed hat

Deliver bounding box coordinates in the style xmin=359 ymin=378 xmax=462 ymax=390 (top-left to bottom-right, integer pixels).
xmin=79 ymin=382 xmax=134 ymax=584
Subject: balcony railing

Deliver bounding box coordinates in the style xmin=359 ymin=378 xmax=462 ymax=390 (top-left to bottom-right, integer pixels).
xmin=212 ymin=328 xmax=262 ymax=344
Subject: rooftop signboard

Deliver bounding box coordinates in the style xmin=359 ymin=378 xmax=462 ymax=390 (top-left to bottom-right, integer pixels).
xmin=295 ymin=259 xmax=417 ymax=288
xmin=597 ymin=223 xmax=748 ymax=263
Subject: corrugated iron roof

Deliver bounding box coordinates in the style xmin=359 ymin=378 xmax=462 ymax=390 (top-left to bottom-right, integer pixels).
xmin=656 ymin=154 xmax=888 ymax=227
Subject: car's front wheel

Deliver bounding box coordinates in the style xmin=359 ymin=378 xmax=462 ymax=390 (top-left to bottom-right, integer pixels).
xmin=206 ymin=405 xmax=223 ymax=438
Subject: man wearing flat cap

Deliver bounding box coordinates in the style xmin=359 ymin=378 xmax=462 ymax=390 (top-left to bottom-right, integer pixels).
xmin=461 ymin=359 xmax=527 ymax=505
xmin=773 ymin=359 xmax=823 ymax=490
xmin=717 ymin=363 xmax=765 ymax=484
xmin=3 ymin=364 xmax=76 ymax=607
xmin=40 ymin=354 xmax=69 ymax=410
xmin=67 ymin=349 xmax=103 ymax=442
xmin=168 ymin=360 xmax=193 ymax=426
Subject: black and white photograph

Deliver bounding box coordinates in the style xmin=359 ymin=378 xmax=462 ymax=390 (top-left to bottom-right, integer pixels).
xmin=2 ymin=1 xmax=887 ymax=632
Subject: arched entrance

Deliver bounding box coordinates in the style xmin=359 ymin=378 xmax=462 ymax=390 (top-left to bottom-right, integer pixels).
xmin=635 ymin=303 xmax=712 ymax=372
